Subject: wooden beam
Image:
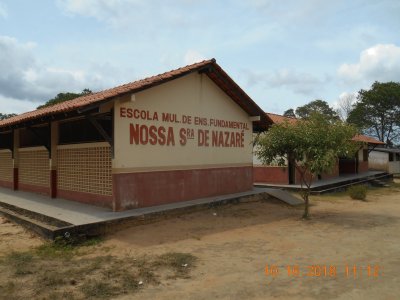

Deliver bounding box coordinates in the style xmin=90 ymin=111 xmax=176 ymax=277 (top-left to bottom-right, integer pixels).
xmin=87 ymin=114 xmax=114 ymax=158
xmin=26 ymin=125 xmax=51 ymax=154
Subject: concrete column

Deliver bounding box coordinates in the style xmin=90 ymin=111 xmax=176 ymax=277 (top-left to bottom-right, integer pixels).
xmin=50 ymin=121 xmax=58 ymax=198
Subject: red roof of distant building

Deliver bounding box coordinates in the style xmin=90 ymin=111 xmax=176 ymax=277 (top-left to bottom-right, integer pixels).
xmin=0 ymin=59 xmax=272 ymax=130
xmin=266 ymin=112 xmax=298 ymax=124
xmin=352 ymin=134 xmax=385 ymax=145
xmin=265 ymin=114 xmax=384 ymax=145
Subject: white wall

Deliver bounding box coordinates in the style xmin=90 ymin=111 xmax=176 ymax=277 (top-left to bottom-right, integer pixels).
xmin=113 ymin=72 xmax=253 ymax=172
xmin=369 ymin=151 xmax=389 ymax=172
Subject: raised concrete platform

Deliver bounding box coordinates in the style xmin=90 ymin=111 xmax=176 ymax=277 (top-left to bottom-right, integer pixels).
xmin=0 ymin=186 xmax=302 ymax=240
xmin=261 ymin=188 xmax=303 ymax=206
xmin=255 ymin=171 xmax=393 ymax=194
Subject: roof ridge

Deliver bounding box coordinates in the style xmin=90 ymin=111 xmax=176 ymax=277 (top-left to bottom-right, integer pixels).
xmin=89 ymin=58 xmax=216 ymax=96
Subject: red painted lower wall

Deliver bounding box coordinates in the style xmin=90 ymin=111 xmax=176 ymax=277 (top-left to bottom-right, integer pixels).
xmin=113 ymin=166 xmax=253 ymax=211
xmin=13 ymin=168 xmax=18 ymax=190
xmin=254 ymin=163 xmax=341 ymax=185
xmin=19 ymin=183 xmax=50 ymax=197
xmin=3 ymin=166 xmax=253 ymax=212
xmin=50 ymin=170 xmax=57 ymax=198
xmin=58 ymin=189 xmax=113 ymax=209
xmin=253 ymin=166 xmax=288 ymax=184
xmin=0 ymin=179 xmax=13 ymax=189
xmin=358 ymin=161 xmax=369 ymax=173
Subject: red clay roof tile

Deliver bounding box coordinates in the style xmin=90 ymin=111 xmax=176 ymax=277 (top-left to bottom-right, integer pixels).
xmin=352 ymin=134 xmax=385 ymax=145
xmin=266 ymin=112 xmax=298 ymax=124
xmin=2 ymin=59 xmax=272 ymax=129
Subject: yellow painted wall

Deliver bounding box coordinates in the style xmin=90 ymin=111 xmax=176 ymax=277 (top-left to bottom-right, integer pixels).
xmin=18 ymin=147 xmax=50 ymax=187
xmin=113 ymin=73 xmax=253 ymax=172
xmin=0 ymin=150 xmax=13 ymax=182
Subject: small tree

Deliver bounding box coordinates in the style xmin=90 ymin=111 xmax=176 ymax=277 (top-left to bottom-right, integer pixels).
xmin=295 ymin=99 xmax=339 ymax=121
xmin=347 ymin=81 xmax=400 ymax=146
xmin=336 ymin=93 xmax=356 ymax=121
xmin=37 ymin=89 xmax=93 ymax=109
xmin=255 ymin=113 xmax=358 ymax=218
xmin=283 ymin=108 xmax=296 ymax=118
xmin=0 ymin=113 xmax=17 ymax=120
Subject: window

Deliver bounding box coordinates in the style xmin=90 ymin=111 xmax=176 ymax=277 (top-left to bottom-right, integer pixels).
xmin=363 ymin=149 xmax=368 ymax=162
xmin=389 ymin=152 xmax=394 ymax=162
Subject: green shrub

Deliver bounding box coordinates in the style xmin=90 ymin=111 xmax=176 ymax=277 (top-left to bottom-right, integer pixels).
xmin=348 ymin=185 xmax=367 ymax=200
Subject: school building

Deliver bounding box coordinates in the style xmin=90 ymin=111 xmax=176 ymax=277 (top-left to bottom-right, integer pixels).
xmin=0 ymin=59 xmax=271 ymax=211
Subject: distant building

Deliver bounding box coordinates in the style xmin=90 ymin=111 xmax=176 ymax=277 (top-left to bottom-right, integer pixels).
xmin=253 ymin=113 xmax=385 ymax=185
xmin=369 ymin=148 xmax=400 ymax=174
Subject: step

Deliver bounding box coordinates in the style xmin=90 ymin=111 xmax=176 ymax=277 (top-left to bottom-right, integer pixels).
xmin=0 ymin=206 xmax=60 ymax=239
xmin=0 ymin=201 xmax=72 ymax=228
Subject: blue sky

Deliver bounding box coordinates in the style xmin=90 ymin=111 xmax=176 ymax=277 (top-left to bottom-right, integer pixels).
xmin=1 ymin=0 xmax=400 ymax=115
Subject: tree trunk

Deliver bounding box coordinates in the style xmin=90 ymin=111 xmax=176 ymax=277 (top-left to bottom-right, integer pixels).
xmin=302 ymin=192 xmax=310 ymax=219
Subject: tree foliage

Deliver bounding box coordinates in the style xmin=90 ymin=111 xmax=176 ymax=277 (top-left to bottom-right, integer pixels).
xmin=283 ymin=108 xmax=296 ymax=118
xmin=255 ymin=113 xmax=358 ymax=218
xmin=295 ymin=99 xmax=339 ymax=121
xmin=0 ymin=113 xmax=17 ymax=120
xmin=347 ymin=81 xmax=400 ymax=146
xmin=37 ymin=89 xmax=92 ymax=109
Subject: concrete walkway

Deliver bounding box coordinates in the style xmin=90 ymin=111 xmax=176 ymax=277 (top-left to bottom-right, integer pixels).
xmin=0 ymin=187 xmax=278 ymax=226
xmin=255 ymin=171 xmax=388 ymax=191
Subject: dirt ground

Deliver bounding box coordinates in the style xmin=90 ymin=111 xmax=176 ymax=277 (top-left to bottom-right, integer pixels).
xmin=0 ymin=217 xmax=43 ymax=256
xmin=1 ymin=180 xmax=399 ymax=299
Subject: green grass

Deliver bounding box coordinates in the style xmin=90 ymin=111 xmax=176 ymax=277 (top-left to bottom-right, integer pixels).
xmin=3 ymin=252 xmax=35 ymax=276
xmin=81 ymin=280 xmax=118 ymax=299
xmin=348 ymin=185 xmax=368 ymax=200
xmin=153 ymin=252 xmax=197 ymax=278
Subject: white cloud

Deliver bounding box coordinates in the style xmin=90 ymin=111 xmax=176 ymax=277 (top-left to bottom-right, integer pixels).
xmin=57 ymin=0 xmax=135 ymax=26
xmin=331 ymin=91 xmax=357 ymax=109
xmin=243 ymin=68 xmax=325 ymax=96
xmin=0 ymin=2 xmax=7 ymax=19
xmin=0 ymin=96 xmax=37 ymax=114
xmin=57 ymin=0 xmax=195 ymax=28
xmin=338 ymin=44 xmax=400 ymax=84
xmin=0 ymin=35 xmax=117 ymax=113
xmin=183 ymin=50 xmax=206 ymax=65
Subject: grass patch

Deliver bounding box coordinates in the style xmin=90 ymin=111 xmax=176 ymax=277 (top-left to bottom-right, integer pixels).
xmin=0 ymin=280 xmax=17 ymax=296
xmin=311 ymin=190 xmax=348 ymax=201
xmin=0 ymin=242 xmax=197 ymax=300
xmin=81 ymin=280 xmax=118 ymax=299
xmin=348 ymin=185 xmax=368 ymax=200
xmin=367 ymin=180 xmax=400 ymax=196
xmin=153 ymin=252 xmax=197 ymax=278
xmin=3 ymin=252 xmax=35 ymax=276
xmin=34 ymin=236 xmax=104 ymax=260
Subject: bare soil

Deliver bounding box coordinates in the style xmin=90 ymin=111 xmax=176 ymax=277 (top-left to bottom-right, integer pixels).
xmin=1 ymin=180 xmax=399 ymax=299
xmin=0 ymin=217 xmax=43 ymax=256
